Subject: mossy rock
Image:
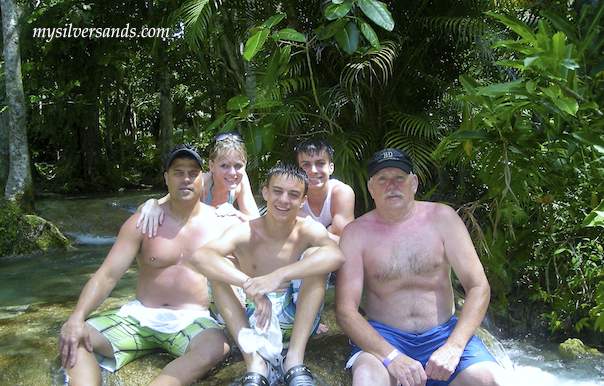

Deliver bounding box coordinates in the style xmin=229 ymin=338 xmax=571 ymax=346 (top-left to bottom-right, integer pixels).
xmin=559 ymin=338 xmax=602 ymax=359
xmin=0 ymin=197 xmax=71 ymax=256
xmin=22 ymin=214 xmax=71 ymax=251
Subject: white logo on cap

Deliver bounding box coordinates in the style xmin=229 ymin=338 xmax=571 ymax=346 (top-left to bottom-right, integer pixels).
xmin=382 ymin=151 xmax=394 ymax=160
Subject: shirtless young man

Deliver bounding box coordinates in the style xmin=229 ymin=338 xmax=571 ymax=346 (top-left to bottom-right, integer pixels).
xmin=335 ymin=149 xmax=507 ymax=386
xmin=191 ymin=162 xmax=345 ymax=386
xmin=294 ymin=138 xmax=355 ymax=243
xmin=58 ymin=146 xmax=239 ymax=386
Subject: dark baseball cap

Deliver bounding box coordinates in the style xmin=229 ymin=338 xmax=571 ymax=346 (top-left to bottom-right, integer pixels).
xmin=368 ymin=148 xmax=413 ymax=178
xmin=165 ymin=146 xmax=203 ymax=171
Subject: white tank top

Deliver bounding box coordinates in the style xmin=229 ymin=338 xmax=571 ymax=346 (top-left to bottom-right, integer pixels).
xmin=301 ymin=180 xmax=334 ymax=228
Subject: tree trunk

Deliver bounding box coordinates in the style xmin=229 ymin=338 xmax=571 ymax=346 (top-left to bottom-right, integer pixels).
xmin=156 ymin=43 xmax=174 ymax=168
xmin=0 ymin=60 xmax=9 ymax=195
xmin=1 ymin=0 xmax=35 ymax=212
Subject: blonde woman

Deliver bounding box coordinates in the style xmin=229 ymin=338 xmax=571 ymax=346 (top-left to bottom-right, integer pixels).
xmin=137 ymin=133 xmax=260 ymax=236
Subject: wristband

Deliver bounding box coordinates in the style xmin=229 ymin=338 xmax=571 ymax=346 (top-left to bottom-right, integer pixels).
xmin=382 ymin=349 xmax=401 ymax=367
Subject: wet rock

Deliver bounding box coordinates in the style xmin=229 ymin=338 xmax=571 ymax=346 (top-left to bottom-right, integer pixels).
xmin=0 ymin=295 xmax=352 ymax=386
xmin=559 ymin=338 xmax=603 ymax=359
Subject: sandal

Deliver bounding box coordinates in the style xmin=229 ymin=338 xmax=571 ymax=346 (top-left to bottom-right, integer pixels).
xmin=242 ymin=372 xmax=270 ymax=386
xmin=242 ymin=359 xmax=281 ymax=386
xmin=283 ymin=364 xmax=315 ymax=386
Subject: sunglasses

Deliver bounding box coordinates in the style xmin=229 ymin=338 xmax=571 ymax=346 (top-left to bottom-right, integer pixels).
xmin=214 ymin=132 xmax=244 ymax=144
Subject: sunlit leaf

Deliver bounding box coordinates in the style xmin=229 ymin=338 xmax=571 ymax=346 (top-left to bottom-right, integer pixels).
xmin=271 ymin=28 xmax=306 ymax=43
xmin=243 ymin=28 xmax=270 ymax=60
xmin=553 ymin=97 xmax=578 ymax=115
xmin=325 ymin=1 xmax=351 ymax=20
xmin=357 ymin=0 xmax=394 ymax=31
xmin=226 ymin=94 xmax=250 ymax=111
xmin=264 ymin=14 xmax=285 ymax=28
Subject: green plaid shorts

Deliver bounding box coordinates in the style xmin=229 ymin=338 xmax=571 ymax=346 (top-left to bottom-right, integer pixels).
xmin=86 ymin=309 xmax=221 ymax=372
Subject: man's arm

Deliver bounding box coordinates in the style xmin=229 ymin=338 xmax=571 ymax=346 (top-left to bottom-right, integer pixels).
xmin=243 ymin=220 xmax=344 ymax=297
xmin=424 ymin=204 xmax=491 ymax=381
xmin=335 ymin=222 xmax=427 ymax=386
xmin=58 ymin=214 xmax=144 ymax=367
xmin=191 ymin=223 xmax=251 ymax=287
xmin=328 ymin=182 xmax=355 ymax=242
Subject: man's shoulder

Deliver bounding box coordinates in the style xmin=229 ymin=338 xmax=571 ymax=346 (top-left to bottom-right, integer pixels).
xmin=417 ymin=200 xmax=455 ymax=216
xmin=342 ymin=210 xmax=374 ymax=231
xmin=329 ymin=179 xmax=354 ymax=193
xmin=328 ymin=179 xmax=355 ymax=203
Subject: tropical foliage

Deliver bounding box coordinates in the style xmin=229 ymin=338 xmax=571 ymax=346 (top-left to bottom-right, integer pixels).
xmin=436 ymin=2 xmax=604 ymax=333
xmin=1 ymin=0 xmax=603 ymax=336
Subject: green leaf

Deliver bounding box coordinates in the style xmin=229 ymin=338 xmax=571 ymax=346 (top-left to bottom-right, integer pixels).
xmin=494 ymin=59 xmax=527 ymax=70
xmin=252 ymin=127 xmax=263 ymax=155
xmin=561 ymin=59 xmax=579 ymax=70
xmin=553 ymin=97 xmax=578 ymax=115
xmin=584 ymin=0 xmax=604 ymax=39
xmin=488 ymin=12 xmax=537 ymax=44
xmin=226 ymin=94 xmax=250 ymax=111
xmin=335 ymin=21 xmax=360 ymax=54
xmin=540 ymin=10 xmax=579 ymax=44
xmin=459 ymin=74 xmax=480 ymax=94
xmin=251 ymin=100 xmax=283 ymax=109
xmin=450 ymin=131 xmax=496 ymax=140
xmin=206 ymin=114 xmax=228 ymax=132
xmin=271 ymin=28 xmax=306 ymax=43
xmin=583 ymin=200 xmax=604 ymax=228
xmin=358 ymin=20 xmax=380 ymax=50
xmin=222 ymin=117 xmax=239 ymax=133
xmin=325 ymin=1 xmax=352 ymax=20
xmin=317 ymin=18 xmax=348 ymax=40
xmin=264 ymin=14 xmax=285 ymax=29
xmin=357 ymin=0 xmax=394 ymax=31
xmin=243 ymin=28 xmax=270 ymax=60
xmin=572 ymin=132 xmax=604 ymax=153
xmin=476 ymin=80 xmax=525 ymax=97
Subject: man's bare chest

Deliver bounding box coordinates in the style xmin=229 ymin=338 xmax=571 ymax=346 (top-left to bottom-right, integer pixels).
xmin=364 ymin=229 xmax=446 ymax=283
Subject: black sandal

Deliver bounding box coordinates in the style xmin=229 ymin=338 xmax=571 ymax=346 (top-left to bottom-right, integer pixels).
xmin=242 ymin=372 xmax=270 ymax=386
xmin=283 ymin=365 xmax=315 ymax=386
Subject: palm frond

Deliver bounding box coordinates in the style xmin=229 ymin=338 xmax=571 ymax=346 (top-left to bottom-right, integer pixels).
xmin=385 ymin=135 xmax=439 ymax=184
xmin=178 ymin=0 xmax=218 ymax=52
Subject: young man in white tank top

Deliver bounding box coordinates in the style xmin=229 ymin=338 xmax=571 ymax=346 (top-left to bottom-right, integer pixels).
xmin=294 ymin=138 xmax=355 ymax=243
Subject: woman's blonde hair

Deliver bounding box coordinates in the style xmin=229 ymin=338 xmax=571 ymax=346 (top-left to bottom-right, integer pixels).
xmin=209 ymin=133 xmax=247 ymax=164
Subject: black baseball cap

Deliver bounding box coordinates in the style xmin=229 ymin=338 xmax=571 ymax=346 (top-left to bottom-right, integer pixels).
xmin=368 ymin=148 xmax=413 ymax=178
xmin=165 ymin=146 xmax=203 ymax=171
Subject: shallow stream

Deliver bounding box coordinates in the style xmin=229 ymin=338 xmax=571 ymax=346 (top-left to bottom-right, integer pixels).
xmin=0 ymin=192 xmax=602 ymax=385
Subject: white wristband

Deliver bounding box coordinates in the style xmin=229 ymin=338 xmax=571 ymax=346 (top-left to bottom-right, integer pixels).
xmin=382 ymin=349 xmax=401 ymax=367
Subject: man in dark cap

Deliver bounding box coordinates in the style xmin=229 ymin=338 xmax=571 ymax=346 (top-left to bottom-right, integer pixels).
xmin=58 ymin=145 xmax=239 ymax=386
xmin=335 ymin=149 xmax=507 ymax=386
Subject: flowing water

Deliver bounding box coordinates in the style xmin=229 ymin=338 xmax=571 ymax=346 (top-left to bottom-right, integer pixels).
xmin=0 ymin=192 xmax=602 ymax=385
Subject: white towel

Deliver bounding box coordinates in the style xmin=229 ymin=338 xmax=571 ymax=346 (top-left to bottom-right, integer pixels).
xmin=116 ymin=300 xmax=212 ymax=334
xmin=238 ymin=306 xmax=283 ymax=361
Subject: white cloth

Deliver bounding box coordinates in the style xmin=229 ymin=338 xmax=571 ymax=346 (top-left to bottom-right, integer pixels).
xmin=116 ymin=300 xmax=212 ymax=334
xmin=238 ymin=304 xmax=283 ymax=361
xmin=301 ymin=179 xmax=335 ymax=228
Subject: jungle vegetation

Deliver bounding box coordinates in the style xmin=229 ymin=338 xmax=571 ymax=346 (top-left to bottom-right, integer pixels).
xmin=1 ymin=0 xmax=603 ymax=341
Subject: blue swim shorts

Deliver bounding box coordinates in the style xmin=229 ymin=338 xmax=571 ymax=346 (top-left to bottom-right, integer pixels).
xmin=347 ymin=316 xmax=498 ymax=386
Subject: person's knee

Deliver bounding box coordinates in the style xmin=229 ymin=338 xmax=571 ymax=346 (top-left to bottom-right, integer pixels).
xmin=452 ymin=362 xmax=507 ymax=386
xmin=186 ymin=328 xmax=230 ymax=364
xmin=352 ymin=353 xmax=392 ymax=386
